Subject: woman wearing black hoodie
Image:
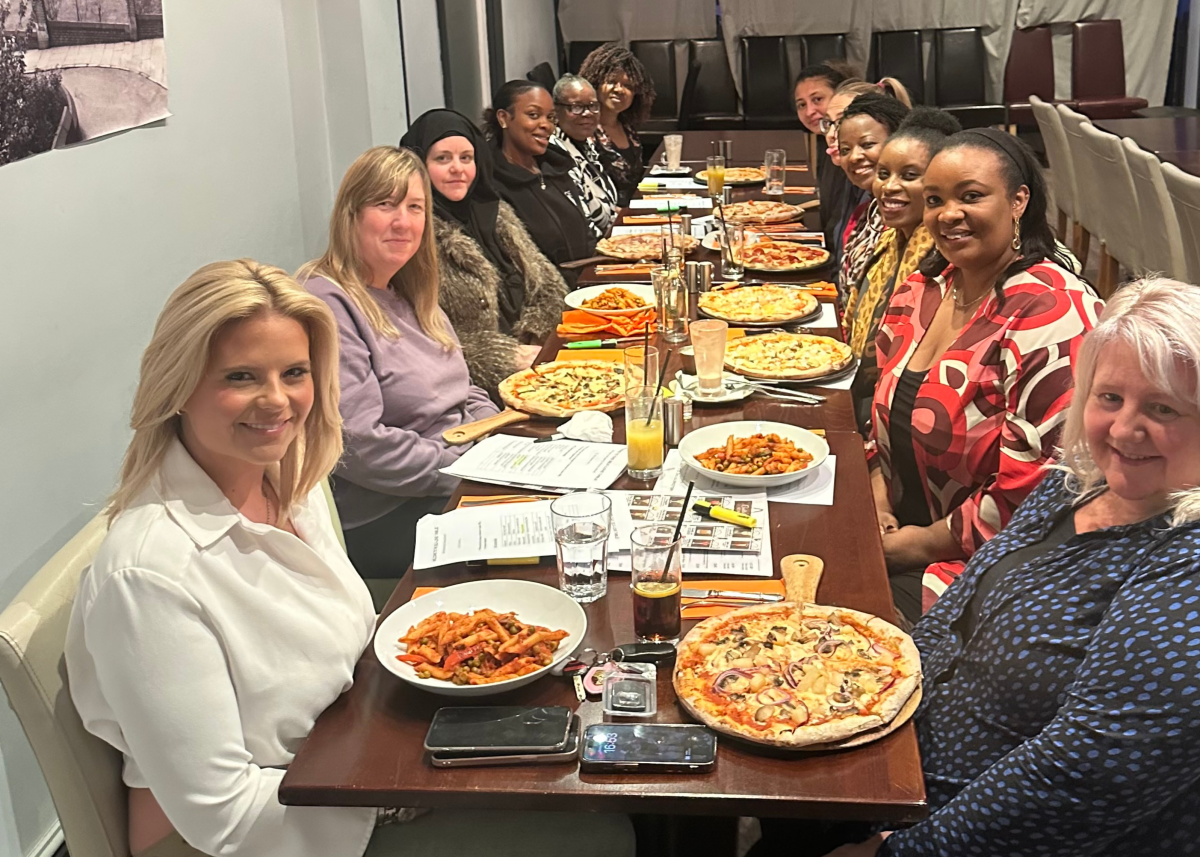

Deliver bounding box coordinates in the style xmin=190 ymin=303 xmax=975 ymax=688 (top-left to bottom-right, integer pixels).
xmin=484 ymin=80 xmax=595 ymax=271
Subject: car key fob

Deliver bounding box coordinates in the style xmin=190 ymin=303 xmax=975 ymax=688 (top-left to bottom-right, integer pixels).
xmin=610 ymin=642 xmax=676 ymax=663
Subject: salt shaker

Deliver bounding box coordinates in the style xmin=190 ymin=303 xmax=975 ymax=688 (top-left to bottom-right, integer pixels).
xmin=678 ymin=211 xmax=692 ymax=238
xmin=697 ymin=261 xmax=714 ymax=293
xmin=663 ymin=397 xmax=685 ymax=447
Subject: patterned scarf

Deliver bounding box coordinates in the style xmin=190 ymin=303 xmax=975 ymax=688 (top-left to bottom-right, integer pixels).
xmin=837 ymin=200 xmax=886 ymax=305
xmin=843 ymin=224 xmax=936 ymax=359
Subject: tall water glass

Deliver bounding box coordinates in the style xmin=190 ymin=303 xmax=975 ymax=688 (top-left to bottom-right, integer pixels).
xmin=623 ymin=344 xmax=659 ymax=392
xmin=551 ymin=491 xmax=611 ymax=603
xmin=705 ymin=155 xmax=725 ymax=198
xmin=690 ymin=319 xmax=728 ymax=397
xmin=624 ymin=387 xmax=665 ymax=480
xmin=630 ymin=525 xmax=683 ymax=644
xmin=764 ymin=149 xmax=787 ymax=195
xmin=663 ymin=134 xmax=683 ymax=170
xmin=720 ymin=222 xmax=745 ymax=280
xmin=652 ymin=266 xmax=689 ymax=343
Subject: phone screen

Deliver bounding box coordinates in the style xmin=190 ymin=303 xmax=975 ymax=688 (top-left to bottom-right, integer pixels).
xmin=425 ymin=706 xmax=572 ymax=752
xmin=581 ymin=724 xmax=717 ymax=765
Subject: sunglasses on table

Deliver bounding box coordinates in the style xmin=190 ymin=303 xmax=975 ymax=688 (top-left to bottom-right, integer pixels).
xmin=555 ymin=101 xmax=602 ymax=116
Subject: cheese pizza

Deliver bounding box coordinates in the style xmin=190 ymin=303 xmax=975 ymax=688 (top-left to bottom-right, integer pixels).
xmin=673 ymin=602 xmax=921 ymax=748
xmin=698 ymin=285 xmax=819 ymax=324
xmin=741 ymin=240 xmax=830 ymax=272
xmin=696 ymin=167 xmax=766 ymax=184
xmin=497 ymin=360 xmax=636 ymax=418
xmin=720 ymin=200 xmax=803 ymax=225
xmin=724 ymin=332 xmax=852 ymax=380
xmin=596 ymin=233 xmax=700 ymax=261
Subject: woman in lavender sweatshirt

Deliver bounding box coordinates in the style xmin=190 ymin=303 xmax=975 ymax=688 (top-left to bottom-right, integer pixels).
xmin=298 ymin=146 xmax=500 ymax=581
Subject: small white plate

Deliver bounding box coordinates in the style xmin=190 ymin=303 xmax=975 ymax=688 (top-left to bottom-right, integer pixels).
xmin=673 ymin=371 xmax=753 ymax=404
xmin=565 ymin=283 xmax=656 ymax=317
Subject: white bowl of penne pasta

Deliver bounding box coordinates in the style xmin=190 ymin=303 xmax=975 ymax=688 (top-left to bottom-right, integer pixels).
xmin=374 ymin=579 xmax=588 ymax=696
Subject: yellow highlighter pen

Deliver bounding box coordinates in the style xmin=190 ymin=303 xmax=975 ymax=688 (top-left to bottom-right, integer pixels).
xmin=692 ymin=499 xmax=757 ymax=529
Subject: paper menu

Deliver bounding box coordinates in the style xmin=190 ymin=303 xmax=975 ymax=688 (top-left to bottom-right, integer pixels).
xmin=606 ymin=490 xmax=767 ymax=553
xmin=654 ymin=449 xmax=837 ymax=506
xmin=637 ymin=176 xmax=704 ymax=189
xmin=628 ymin=197 xmax=713 ymax=209
xmin=440 ymin=435 xmax=628 ymax=491
xmin=412 ymin=501 xmax=556 ymax=569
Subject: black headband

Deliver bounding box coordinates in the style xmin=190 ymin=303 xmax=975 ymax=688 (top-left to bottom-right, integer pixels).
xmin=960 ymin=128 xmax=1033 ymax=187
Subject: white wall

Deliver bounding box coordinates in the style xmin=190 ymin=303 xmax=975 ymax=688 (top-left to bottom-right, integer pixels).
xmin=401 ymin=0 xmax=448 ymax=120
xmin=501 ymin=0 xmax=559 ymax=81
xmin=0 ymin=1 xmax=412 ymax=855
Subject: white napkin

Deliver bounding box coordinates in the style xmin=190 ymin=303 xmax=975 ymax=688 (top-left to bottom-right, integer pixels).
xmin=559 ymin=410 xmax=614 ymax=443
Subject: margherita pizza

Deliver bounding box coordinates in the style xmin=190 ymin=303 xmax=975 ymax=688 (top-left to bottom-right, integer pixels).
xmin=674 ymin=602 xmax=921 ymax=748
xmin=596 ymin=233 xmax=700 ymax=261
xmin=696 ymin=167 xmax=766 ymax=185
xmin=721 ymin=200 xmax=802 ymax=225
xmin=724 ymin=332 xmax=853 ymax=380
xmin=741 ymin=240 xmax=830 ymax=272
xmin=497 ymin=360 xmax=636 ymax=418
xmin=698 ymin=285 xmax=818 ymax=324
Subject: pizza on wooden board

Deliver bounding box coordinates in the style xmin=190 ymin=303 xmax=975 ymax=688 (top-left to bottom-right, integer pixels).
xmin=741 ymin=240 xmax=830 ymax=272
xmin=497 ymin=360 xmax=638 ymax=418
xmin=596 ymin=233 xmax=700 ymax=261
xmin=724 ymin=332 xmax=852 ymax=380
xmin=698 ymin=285 xmax=819 ymax=324
xmin=721 ymin=200 xmax=803 ymax=224
xmin=673 ymin=602 xmax=921 ymax=748
xmin=696 ymin=167 xmax=766 ymax=184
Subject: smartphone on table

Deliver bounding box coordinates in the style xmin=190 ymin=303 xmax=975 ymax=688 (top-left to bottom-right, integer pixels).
xmin=424 ymin=705 xmax=573 ymax=755
xmin=431 ymin=717 xmax=581 ymax=768
xmin=580 ymin=723 xmax=717 ymax=773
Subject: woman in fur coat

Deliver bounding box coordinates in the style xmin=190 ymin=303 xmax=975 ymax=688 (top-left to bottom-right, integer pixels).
xmin=402 ymin=110 xmax=568 ymax=397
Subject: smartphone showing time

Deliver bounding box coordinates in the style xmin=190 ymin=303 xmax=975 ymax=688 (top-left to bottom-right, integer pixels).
xmin=580 ymin=723 xmax=717 ymax=773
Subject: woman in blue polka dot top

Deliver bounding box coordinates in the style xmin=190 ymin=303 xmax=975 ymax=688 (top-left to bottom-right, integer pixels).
xmin=823 ymin=278 xmax=1200 ymax=856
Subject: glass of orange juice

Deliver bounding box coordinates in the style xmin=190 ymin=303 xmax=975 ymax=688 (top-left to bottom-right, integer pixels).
xmin=625 ymin=385 xmax=665 ymax=480
xmin=706 ymin=155 xmax=725 ymax=198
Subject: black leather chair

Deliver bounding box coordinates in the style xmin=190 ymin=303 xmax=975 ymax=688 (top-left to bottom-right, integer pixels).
xmin=526 ymin=61 xmax=556 ymax=92
xmin=679 ymin=39 xmax=743 ymax=131
xmin=932 ymin=27 xmax=1007 ymax=128
xmin=870 ymin=30 xmax=925 ymax=104
xmin=567 ymin=40 xmax=604 ymax=74
xmin=631 ymin=39 xmax=679 ymax=134
xmin=740 ymin=36 xmax=801 ymax=129
xmin=802 ymin=33 xmax=847 ymax=68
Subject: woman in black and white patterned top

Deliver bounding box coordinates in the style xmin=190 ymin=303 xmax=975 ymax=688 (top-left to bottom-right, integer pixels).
xmin=549 ymin=74 xmax=619 ymax=241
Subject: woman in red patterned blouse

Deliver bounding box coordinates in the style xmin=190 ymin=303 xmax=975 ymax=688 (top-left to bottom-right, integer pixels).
xmin=870 ymin=129 xmax=1104 ymax=624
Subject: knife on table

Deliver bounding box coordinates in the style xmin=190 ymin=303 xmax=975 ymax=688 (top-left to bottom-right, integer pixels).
xmin=681 ymin=589 xmax=784 ymax=603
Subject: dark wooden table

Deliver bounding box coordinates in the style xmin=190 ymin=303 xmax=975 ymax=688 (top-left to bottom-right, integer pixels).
xmin=279 ymin=318 xmax=927 ymax=822
xmin=1095 ymin=116 xmax=1200 ymax=157
xmin=576 ymin=128 xmax=828 ymax=287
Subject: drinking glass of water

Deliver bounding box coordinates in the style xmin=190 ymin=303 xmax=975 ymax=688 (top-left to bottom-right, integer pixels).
xmin=764 ymin=149 xmax=787 ymax=195
xmin=551 ymin=491 xmax=612 ymax=603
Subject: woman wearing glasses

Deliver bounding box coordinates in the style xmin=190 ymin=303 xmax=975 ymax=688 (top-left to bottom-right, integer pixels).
xmin=549 ymin=74 xmax=620 ymax=241
xmin=484 ymin=80 xmax=595 ymax=269
xmin=578 ymin=43 xmax=656 ymax=205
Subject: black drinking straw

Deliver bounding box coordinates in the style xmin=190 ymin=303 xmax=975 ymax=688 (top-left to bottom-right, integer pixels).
xmin=646 ymin=348 xmax=673 ymax=426
xmin=661 ymin=480 xmax=695 ymax=582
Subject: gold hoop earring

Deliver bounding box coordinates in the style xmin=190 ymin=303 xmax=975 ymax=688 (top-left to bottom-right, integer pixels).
xmin=1012 ymin=218 xmax=1022 ymax=252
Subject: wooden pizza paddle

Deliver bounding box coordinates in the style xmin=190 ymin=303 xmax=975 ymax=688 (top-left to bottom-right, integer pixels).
xmin=781 ymin=554 xmax=824 ymax=604
xmin=443 ymin=409 xmax=532 ymax=445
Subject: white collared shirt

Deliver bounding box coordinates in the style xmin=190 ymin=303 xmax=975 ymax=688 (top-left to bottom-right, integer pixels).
xmin=65 ymin=440 xmax=379 ymax=857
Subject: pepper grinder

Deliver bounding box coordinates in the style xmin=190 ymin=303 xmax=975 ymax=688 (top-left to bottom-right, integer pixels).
xmin=663 ymin=397 xmax=685 ymax=447
xmin=697 ymin=261 xmax=714 ymax=293
xmin=678 ymin=210 xmax=692 ymax=239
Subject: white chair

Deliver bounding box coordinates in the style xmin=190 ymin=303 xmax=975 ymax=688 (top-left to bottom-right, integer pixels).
xmin=1030 ymin=95 xmax=1077 ymax=244
xmin=1161 ymin=161 xmax=1200 ymax=286
xmin=1077 ymin=122 xmax=1141 ymax=296
xmin=1056 ymin=103 xmax=1097 ymax=265
xmin=1121 ymin=138 xmax=1187 ymax=281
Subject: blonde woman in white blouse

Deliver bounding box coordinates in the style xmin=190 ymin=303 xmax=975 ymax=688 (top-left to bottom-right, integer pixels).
xmin=64 ymin=260 xmax=632 ymax=857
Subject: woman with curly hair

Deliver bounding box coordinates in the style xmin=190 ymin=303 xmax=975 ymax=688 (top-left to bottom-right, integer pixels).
xmin=578 ymin=42 xmax=656 ymax=205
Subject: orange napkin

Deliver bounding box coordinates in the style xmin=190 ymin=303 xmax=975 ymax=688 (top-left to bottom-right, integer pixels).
xmin=681 ymin=579 xmax=787 ymax=618
xmin=594 ymin=263 xmax=657 ymax=276
xmin=557 ymin=308 xmax=657 ymax=338
xmin=623 ymin=214 xmax=670 ymax=225
xmin=785 ymin=165 xmax=809 ymax=172
xmin=785 ymin=186 xmax=817 ymax=194
xmin=555 ymin=349 xmax=624 ymax=362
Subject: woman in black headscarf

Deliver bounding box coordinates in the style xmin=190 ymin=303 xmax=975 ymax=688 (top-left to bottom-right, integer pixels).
xmin=401 ymin=109 xmax=568 ymax=398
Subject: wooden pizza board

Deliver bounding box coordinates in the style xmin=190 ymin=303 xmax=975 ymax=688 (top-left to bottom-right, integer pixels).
xmin=674 ymin=554 xmax=923 ymax=752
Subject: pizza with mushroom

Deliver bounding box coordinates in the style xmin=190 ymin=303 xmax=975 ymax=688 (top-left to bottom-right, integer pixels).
xmin=497 ymin=360 xmax=637 ymax=418
xmin=673 ymin=602 xmax=921 ymax=748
